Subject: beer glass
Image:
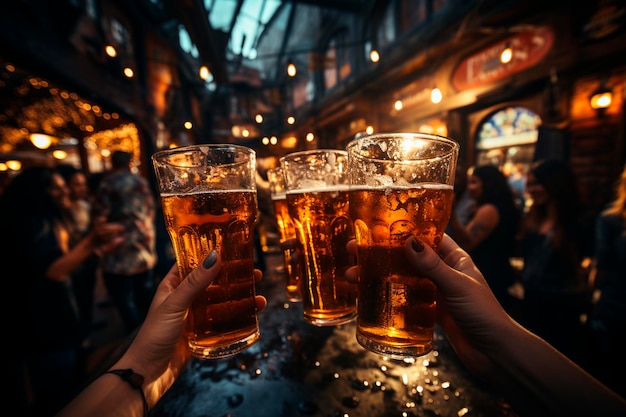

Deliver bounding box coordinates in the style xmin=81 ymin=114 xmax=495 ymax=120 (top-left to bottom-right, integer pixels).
xmin=267 ymin=166 xmax=302 ymax=302
xmin=280 ymin=149 xmax=357 ymax=326
xmin=152 ymin=144 xmax=260 ymax=359
xmin=347 ymin=133 xmax=458 ymax=358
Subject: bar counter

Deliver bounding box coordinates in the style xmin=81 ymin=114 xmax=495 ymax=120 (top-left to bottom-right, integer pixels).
xmin=151 ymin=253 xmax=515 ymax=417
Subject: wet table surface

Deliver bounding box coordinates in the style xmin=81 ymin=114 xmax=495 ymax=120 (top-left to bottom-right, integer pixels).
xmin=152 ymin=253 xmax=516 ymax=417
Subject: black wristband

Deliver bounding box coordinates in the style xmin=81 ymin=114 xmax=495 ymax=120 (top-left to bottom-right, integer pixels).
xmin=105 ymin=369 xmax=148 ymax=417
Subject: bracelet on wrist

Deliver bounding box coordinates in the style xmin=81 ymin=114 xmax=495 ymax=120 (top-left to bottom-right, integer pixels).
xmin=105 ymin=368 xmax=148 ymax=417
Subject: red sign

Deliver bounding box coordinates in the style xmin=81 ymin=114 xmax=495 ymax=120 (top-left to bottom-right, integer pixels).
xmin=452 ymin=27 xmax=554 ymax=91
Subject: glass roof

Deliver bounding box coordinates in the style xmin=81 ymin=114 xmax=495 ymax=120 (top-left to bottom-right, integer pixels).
xmin=206 ymin=0 xmax=282 ymax=60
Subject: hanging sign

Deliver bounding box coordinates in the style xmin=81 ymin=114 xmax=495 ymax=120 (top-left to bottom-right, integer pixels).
xmin=452 ymin=26 xmax=554 ymax=91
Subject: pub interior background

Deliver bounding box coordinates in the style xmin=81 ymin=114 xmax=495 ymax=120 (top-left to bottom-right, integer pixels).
xmin=1 ymin=0 xmax=625 ymax=415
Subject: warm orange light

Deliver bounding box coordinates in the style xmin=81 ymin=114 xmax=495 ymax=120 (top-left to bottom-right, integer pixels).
xmin=590 ymin=91 xmax=612 ymax=110
xmin=199 ymin=65 xmax=210 ymax=80
xmin=500 ymin=47 xmax=513 ymax=64
xmin=430 ymin=87 xmax=443 ymax=104
xmin=6 ymin=160 xmax=21 ymax=170
xmin=105 ymin=45 xmax=117 ymax=58
xmin=30 ymin=133 xmax=53 ymax=149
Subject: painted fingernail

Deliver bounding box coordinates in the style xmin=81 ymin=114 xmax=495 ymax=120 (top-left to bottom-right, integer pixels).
xmin=202 ymin=250 xmax=218 ymax=269
xmin=411 ymin=237 xmax=424 ymax=253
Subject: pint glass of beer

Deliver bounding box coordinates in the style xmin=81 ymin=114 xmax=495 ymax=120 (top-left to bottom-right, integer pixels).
xmin=267 ymin=166 xmax=302 ymax=302
xmin=280 ymin=149 xmax=357 ymax=326
xmin=347 ymin=133 xmax=458 ymax=358
xmin=152 ymin=144 xmax=260 ymax=359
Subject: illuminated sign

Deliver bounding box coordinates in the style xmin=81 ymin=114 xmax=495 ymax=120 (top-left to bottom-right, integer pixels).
xmin=452 ymin=27 xmax=554 ymax=91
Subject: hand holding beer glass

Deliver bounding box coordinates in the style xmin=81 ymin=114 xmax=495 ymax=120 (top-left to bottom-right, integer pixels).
xmin=347 ymin=133 xmax=458 ymax=358
xmin=152 ymin=144 xmax=260 ymax=359
xmin=280 ymin=149 xmax=357 ymax=326
xmin=267 ymin=166 xmax=302 ymax=302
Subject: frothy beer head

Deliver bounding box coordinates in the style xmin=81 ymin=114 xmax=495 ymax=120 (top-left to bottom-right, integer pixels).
xmin=347 ymin=133 xmax=458 ymax=188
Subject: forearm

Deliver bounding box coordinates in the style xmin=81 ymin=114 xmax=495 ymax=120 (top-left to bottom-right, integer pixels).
xmin=489 ymin=320 xmax=626 ymax=416
xmin=56 ymin=371 xmax=146 ymax=417
xmin=46 ymin=235 xmax=97 ymax=281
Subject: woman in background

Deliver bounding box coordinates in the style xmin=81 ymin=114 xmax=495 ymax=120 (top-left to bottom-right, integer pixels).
xmin=587 ymin=164 xmax=626 ymax=397
xmin=447 ymin=164 xmax=521 ymax=310
xmin=519 ymin=159 xmax=590 ymax=362
xmin=1 ymin=166 xmax=124 ymax=417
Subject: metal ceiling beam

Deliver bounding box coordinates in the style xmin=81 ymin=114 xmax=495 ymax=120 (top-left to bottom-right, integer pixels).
xmin=162 ymin=0 xmax=230 ymax=84
xmin=290 ymin=0 xmax=372 ymax=12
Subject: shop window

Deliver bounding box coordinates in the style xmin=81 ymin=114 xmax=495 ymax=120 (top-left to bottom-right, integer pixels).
xmin=476 ymin=106 xmax=541 ymax=211
xmin=324 ymin=29 xmax=351 ymax=92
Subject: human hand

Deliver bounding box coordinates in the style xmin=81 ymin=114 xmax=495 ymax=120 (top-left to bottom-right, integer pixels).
xmin=403 ymin=234 xmax=515 ymax=378
xmin=113 ymin=251 xmax=267 ymax=407
xmin=346 ymin=234 xmax=512 ymax=378
xmin=90 ymin=215 xmax=125 ymax=254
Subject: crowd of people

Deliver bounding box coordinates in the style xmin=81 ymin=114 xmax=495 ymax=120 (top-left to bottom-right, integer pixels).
xmin=1 ymin=151 xmax=166 ymax=417
xmin=447 ymin=159 xmax=626 ymax=397
xmin=0 ymin=153 xmax=624 ymax=416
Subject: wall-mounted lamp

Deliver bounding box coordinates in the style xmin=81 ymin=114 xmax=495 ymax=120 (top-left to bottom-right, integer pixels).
xmin=589 ymin=81 xmax=613 ymax=111
xmin=430 ymin=87 xmax=443 ymax=104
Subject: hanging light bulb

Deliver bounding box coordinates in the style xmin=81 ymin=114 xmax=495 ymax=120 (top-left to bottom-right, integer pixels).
xmin=287 ymin=60 xmax=296 ymax=77
xmin=199 ymin=65 xmax=210 ymax=80
xmin=500 ymin=44 xmax=513 ymax=64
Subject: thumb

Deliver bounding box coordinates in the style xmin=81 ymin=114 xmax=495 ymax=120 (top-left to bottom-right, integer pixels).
xmin=167 ymin=250 xmax=221 ymax=310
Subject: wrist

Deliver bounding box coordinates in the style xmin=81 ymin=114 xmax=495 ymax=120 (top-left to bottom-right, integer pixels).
xmin=105 ymin=369 xmax=148 ymax=417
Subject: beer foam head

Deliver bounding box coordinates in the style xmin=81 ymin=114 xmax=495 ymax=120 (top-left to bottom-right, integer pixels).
xmin=301 ymin=179 xmax=327 ymax=189
xmin=367 ymin=174 xmax=394 ymax=187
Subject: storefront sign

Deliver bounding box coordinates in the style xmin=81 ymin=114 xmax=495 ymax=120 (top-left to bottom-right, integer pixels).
xmin=452 ymin=27 xmax=554 ymax=91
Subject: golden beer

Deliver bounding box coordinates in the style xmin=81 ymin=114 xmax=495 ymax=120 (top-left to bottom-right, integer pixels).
xmin=350 ymin=185 xmax=454 ymax=357
xmin=161 ymin=189 xmax=259 ymax=358
xmin=271 ymin=194 xmax=302 ymax=301
xmin=286 ymin=187 xmax=357 ymax=326
xmin=347 ymin=133 xmax=458 ymax=358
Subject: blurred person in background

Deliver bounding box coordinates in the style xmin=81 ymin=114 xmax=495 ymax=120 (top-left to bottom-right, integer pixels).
xmin=57 ymin=164 xmax=101 ymax=336
xmin=447 ymin=164 xmax=521 ymax=311
xmin=0 ymin=166 xmax=124 ymax=417
xmin=586 ymin=164 xmax=626 ymax=397
xmin=519 ymin=159 xmax=591 ymax=363
xmin=92 ymin=150 xmax=158 ymax=335
xmin=446 ymin=162 xmax=476 ymax=233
